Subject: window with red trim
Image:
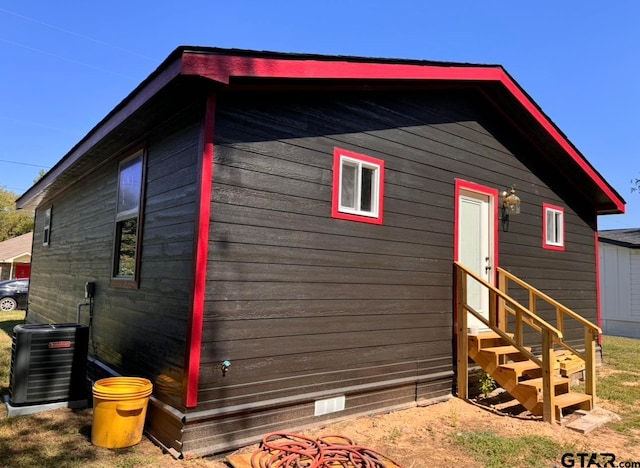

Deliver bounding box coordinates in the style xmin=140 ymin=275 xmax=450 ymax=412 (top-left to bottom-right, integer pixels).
xmin=543 ymin=203 xmax=564 ymax=251
xmin=331 ymin=148 xmax=384 ymax=225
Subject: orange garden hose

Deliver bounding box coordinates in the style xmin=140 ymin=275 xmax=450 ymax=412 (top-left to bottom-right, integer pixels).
xmin=250 ymin=432 xmax=401 ymax=467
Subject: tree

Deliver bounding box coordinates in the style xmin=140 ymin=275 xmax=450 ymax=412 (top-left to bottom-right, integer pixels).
xmin=633 ymin=176 xmax=640 ymax=193
xmin=0 ymin=187 xmax=34 ymax=241
xmin=34 ymin=169 xmax=47 ymax=184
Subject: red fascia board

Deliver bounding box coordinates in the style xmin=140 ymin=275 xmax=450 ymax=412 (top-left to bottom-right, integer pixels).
xmin=496 ymin=78 xmax=624 ymax=215
xmin=181 ymin=52 xmax=624 ymax=215
xmin=180 ymin=52 xmax=503 ymax=83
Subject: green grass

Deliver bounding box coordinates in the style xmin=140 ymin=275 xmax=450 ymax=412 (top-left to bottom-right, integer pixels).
xmin=451 ymin=335 xmax=640 ymax=467
xmin=0 ymin=311 xmax=25 ymax=389
xmin=597 ymin=371 xmax=640 ymax=405
xmin=602 ymin=335 xmax=640 ymax=374
xmin=451 ymin=430 xmax=573 ymax=468
xmin=599 ymin=336 xmax=640 ymax=437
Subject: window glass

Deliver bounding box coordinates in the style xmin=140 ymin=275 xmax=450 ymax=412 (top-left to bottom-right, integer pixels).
xmin=117 ymin=158 xmax=142 ymax=215
xmin=361 ymin=167 xmax=374 ymax=212
xmin=115 ymin=218 xmax=138 ymax=277
xmin=338 ymin=157 xmax=378 ymax=216
xmin=43 ymin=208 xmax=51 ymax=246
xmin=113 ymin=152 xmax=144 ymax=281
xmin=546 ymin=210 xmax=556 ymax=242
xmin=341 ymin=163 xmax=357 ymax=209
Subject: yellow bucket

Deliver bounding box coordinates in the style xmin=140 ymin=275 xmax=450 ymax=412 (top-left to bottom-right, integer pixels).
xmin=91 ymin=377 xmax=153 ymax=449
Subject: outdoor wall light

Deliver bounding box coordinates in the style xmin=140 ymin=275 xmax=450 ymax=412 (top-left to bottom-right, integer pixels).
xmin=501 ymin=186 xmax=521 ymax=232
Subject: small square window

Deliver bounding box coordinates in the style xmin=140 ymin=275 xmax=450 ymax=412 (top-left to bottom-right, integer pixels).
xmin=331 ymin=148 xmax=384 ymax=225
xmin=543 ymin=203 xmax=564 ymax=251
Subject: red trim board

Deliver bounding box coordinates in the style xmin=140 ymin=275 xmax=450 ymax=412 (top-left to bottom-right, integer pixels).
xmin=184 ymin=95 xmax=216 ymax=407
xmin=454 ymin=179 xmax=499 ymax=282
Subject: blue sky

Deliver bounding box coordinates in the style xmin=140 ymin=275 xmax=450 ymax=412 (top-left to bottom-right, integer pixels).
xmin=1 ymin=1 xmax=638 ymax=229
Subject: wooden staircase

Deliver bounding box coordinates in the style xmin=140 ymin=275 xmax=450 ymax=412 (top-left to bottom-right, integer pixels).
xmin=455 ymin=262 xmax=601 ymax=423
xmin=469 ymin=332 xmax=592 ymax=420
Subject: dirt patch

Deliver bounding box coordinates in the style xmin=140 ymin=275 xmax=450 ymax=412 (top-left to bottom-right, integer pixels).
xmin=226 ymin=396 xmax=639 ymax=467
xmin=1 ymin=390 xmax=638 ymax=467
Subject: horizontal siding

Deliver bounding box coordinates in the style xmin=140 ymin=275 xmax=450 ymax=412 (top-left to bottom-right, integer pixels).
xmin=631 ymin=251 xmax=640 ymax=318
xmin=191 ymin=92 xmax=464 ymax=424
xmin=28 ymin=121 xmax=202 ymax=404
xmin=600 ymin=244 xmax=640 ymax=337
xmin=196 ymin=91 xmax=600 ymax=412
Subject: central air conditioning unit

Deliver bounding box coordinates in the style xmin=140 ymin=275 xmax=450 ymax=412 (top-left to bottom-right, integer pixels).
xmin=9 ymin=323 xmax=90 ymax=406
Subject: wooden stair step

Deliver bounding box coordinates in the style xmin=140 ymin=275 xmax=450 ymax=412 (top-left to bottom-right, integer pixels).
xmin=518 ymin=376 xmax=570 ymax=390
xmin=554 ymin=392 xmax=593 ymax=420
xmin=498 ymin=360 xmax=540 ymax=378
xmin=474 ymin=331 xmax=514 ymax=339
xmin=468 ymin=332 xmax=514 ymax=353
xmin=480 ymin=345 xmax=530 ymax=355
xmin=554 ymin=392 xmax=592 ymax=409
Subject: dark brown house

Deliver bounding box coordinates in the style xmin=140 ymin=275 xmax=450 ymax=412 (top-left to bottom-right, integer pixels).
xmin=17 ymin=47 xmax=624 ymax=457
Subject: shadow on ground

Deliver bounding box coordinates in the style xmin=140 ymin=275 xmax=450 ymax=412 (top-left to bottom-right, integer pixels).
xmin=0 ymin=407 xmax=99 ymax=467
xmin=471 ymin=389 xmax=539 ymax=419
xmin=0 ymin=319 xmax=24 ymax=338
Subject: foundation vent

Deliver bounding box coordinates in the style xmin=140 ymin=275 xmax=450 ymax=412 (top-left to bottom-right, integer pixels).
xmin=314 ymin=395 xmax=345 ymax=416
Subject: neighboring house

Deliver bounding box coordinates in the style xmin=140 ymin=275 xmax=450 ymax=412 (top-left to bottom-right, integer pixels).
xmin=16 ymin=47 xmax=624 ymax=457
xmin=598 ymin=229 xmax=640 ymax=338
xmin=0 ymin=232 xmax=33 ymax=280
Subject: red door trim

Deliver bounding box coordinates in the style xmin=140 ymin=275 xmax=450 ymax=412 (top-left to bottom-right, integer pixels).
xmin=454 ymin=179 xmax=499 ymax=280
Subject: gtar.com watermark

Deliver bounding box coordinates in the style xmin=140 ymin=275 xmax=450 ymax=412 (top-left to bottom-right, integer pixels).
xmin=559 ymin=453 xmax=640 ymax=468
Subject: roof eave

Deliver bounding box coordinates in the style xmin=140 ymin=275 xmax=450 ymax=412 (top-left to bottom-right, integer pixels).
xmin=4 ymin=253 xmax=31 ymax=263
xmin=17 ymin=52 xmax=186 ymax=210
xmin=598 ymin=238 xmax=640 ymax=249
xmin=17 ymin=47 xmax=625 ymax=215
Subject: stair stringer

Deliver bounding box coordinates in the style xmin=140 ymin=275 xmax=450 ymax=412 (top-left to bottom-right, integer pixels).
xmin=468 ymin=334 xmax=592 ymax=418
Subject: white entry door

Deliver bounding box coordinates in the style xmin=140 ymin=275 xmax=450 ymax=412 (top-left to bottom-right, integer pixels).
xmin=457 ymin=188 xmax=495 ymax=331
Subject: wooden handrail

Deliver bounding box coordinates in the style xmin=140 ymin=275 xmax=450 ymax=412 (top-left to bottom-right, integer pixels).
xmin=454 ymin=262 xmax=563 ymax=339
xmin=463 ymin=295 xmax=543 ymax=367
xmin=455 ymin=261 xmax=599 ymax=424
xmin=455 ymin=262 xmax=561 ymax=422
xmin=498 ymin=267 xmax=602 ymax=334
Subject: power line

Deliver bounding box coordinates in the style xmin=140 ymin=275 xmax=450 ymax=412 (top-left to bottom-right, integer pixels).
xmin=0 ymin=159 xmax=49 ymax=169
xmin=0 ymin=7 xmax=155 ymax=61
xmin=0 ymin=115 xmax=77 ymax=135
xmin=0 ymin=38 xmax=138 ymax=80
xmin=3 ymin=186 xmax=28 ymax=193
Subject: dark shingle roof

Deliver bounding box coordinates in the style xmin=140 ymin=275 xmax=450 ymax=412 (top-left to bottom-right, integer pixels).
xmin=599 ymin=229 xmax=640 ymax=248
